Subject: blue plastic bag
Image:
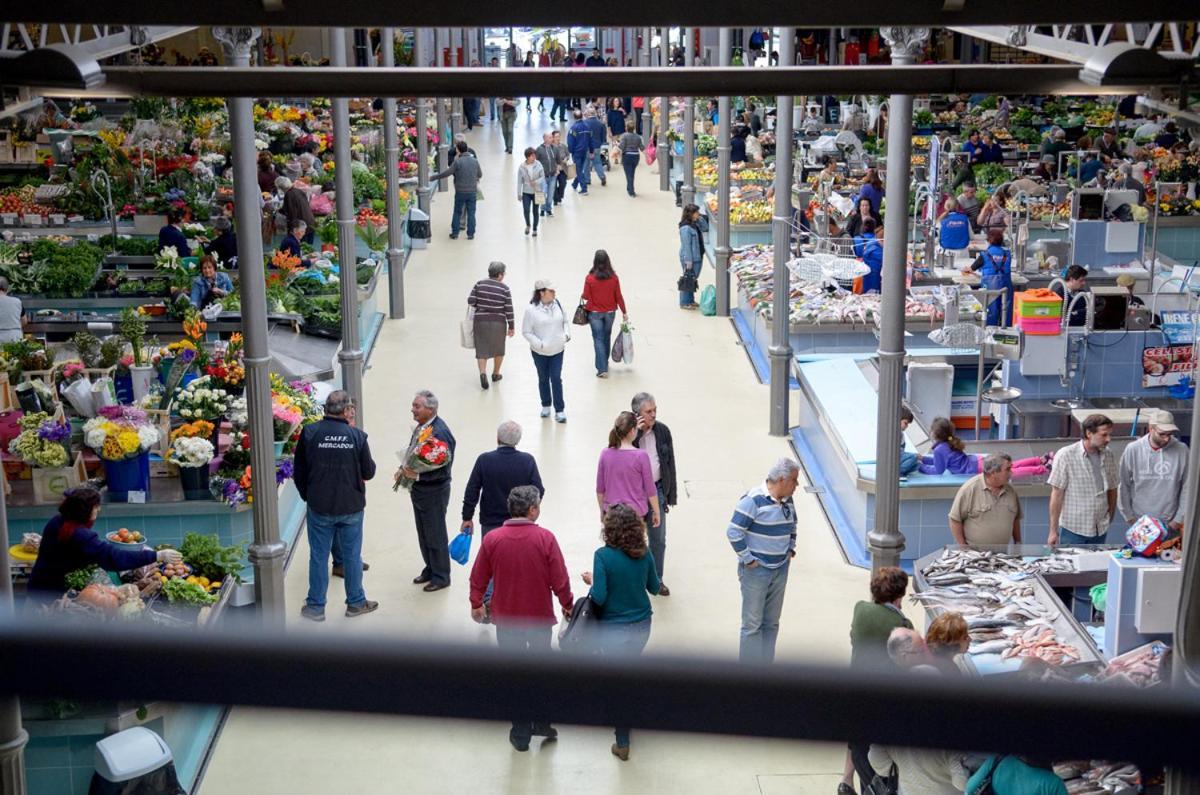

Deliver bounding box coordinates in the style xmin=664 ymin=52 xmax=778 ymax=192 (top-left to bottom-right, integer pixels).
xmin=449 ymin=531 xmax=473 ymax=566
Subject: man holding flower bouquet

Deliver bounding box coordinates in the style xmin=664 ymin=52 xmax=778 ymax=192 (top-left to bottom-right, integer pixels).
xmin=395 ymin=390 xmax=457 ymax=592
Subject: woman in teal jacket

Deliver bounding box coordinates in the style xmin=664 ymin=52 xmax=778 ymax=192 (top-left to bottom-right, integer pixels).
xmin=678 ymin=204 xmax=709 ymax=309
xmin=581 ymin=504 xmax=660 ymax=762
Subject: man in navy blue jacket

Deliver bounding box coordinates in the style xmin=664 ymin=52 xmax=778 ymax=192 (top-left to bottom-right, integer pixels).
xmin=567 ymin=110 xmax=595 ymax=194
xmin=583 ymin=108 xmax=609 ymax=187
xmin=397 ymin=390 xmax=457 ymax=591
xmin=294 ymin=390 xmax=378 ymax=621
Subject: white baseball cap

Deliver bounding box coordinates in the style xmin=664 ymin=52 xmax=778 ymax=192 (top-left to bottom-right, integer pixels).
xmin=534 ymin=279 xmax=556 ymax=291
xmin=1154 ymin=410 xmax=1179 ymax=433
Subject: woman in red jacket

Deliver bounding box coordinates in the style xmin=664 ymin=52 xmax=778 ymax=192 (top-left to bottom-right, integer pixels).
xmin=580 ymin=250 xmax=628 ymax=378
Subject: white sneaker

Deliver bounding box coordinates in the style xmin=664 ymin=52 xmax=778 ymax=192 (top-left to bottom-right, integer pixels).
xmin=540 ymin=407 xmax=551 ymax=418
xmin=555 ymin=412 xmax=567 ymax=423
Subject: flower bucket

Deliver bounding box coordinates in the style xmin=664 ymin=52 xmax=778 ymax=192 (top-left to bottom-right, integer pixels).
xmin=114 ymin=373 xmax=134 ymax=404
xmin=273 ymin=440 xmax=286 ymax=458
xmin=158 ymin=357 xmax=176 ymax=384
xmin=103 ymin=452 xmax=150 ymax=502
xmin=179 ymin=464 xmax=212 ymax=500
xmin=69 ymin=417 xmax=86 ymax=448
xmin=130 ymin=365 xmax=156 ymax=402
xmin=180 ymin=371 xmax=198 ymax=390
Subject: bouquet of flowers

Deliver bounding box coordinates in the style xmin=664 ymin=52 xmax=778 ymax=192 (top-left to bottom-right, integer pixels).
xmin=169 ymin=436 xmax=214 ymax=468
xmin=9 ymin=413 xmax=71 ymax=469
xmin=174 ymin=375 xmax=232 ymax=422
xmin=211 ymin=459 xmax=294 ymax=507
xmin=83 ymin=406 xmax=159 ymax=462
xmin=171 ymin=420 xmax=215 ymax=444
xmin=393 ymin=426 xmax=452 ymax=491
xmin=205 ymin=333 xmax=245 ymax=392
xmin=272 ymin=394 xmax=303 ymax=442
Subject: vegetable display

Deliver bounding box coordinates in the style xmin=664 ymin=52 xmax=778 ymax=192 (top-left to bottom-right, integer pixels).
xmin=162 ymin=578 xmax=218 ymax=605
xmin=180 ymin=532 xmax=245 ymax=583
xmin=64 ymin=564 xmax=101 ymax=591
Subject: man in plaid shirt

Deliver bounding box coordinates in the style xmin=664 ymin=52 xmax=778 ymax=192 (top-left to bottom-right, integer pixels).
xmin=1048 ymin=414 xmax=1118 ymax=546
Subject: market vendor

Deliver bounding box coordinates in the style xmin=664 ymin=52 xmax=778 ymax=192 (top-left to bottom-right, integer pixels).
xmin=1115 ymin=273 xmax=1145 ymax=308
xmin=977 ymin=131 xmax=1004 ymax=164
xmin=853 ymin=218 xmax=884 ymax=294
xmin=1040 ymin=127 xmax=1071 ymax=163
xmin=1051 ymin=264 xmax=1089 ymax=327
xmin=1115 ymin=163 xmax=1147 ymax=205
xmin=0 ymin=277 xmax=26 ymax=342
xmin=157 ymin=208 xmax=191 ymax=257
xmin=956 ymin=183 xmax=982 ymax=230
xmin=203 ymin=216 xmax=238 ymax=269
xmin=937 ymin=198 xmax=972 ymax=253
xmin=280 ymin=220 xmax=305 ymax=259
xmin=1096 ymin=128 xmax=1122 ymax=161
xmin=730 ymin=126 xmax=749 ymax=163
xmin=844 ymin=197 xmax=879 ymax=239
xmin=277 ymin=176 xmax=316 ymax=244
xmin=190 ymin=255 xmax=234 ymax=309
xmin=970 ymin=229 xmax=1014 ymax=326
xmin=28 ymin=486 xmax=181 ymax=596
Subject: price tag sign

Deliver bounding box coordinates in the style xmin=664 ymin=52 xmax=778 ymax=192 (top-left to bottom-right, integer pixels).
xmin=127 ymin=490 xmax=146 ymax=504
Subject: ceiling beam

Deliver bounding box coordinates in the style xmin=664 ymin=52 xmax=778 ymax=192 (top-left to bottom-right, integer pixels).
xmin=22 ymin=64 xmax=1167 ymax=99
xmin=7 ymin=4 xmax=1198 ymax=28
xmin=949 ymin=25 xmax=1098 ymax=63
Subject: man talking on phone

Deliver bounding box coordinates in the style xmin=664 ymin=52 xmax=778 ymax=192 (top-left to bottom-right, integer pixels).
xmin=631 ymin=392 xmax=678 ymax=596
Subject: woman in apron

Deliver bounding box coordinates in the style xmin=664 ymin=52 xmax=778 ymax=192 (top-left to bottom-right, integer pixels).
xmin=971 ymin=228 xmax=1013 ymax=326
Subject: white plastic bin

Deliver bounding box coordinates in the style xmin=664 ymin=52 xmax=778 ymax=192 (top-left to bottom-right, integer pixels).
xmin=905 ymin=362 xmax=954 ymax=432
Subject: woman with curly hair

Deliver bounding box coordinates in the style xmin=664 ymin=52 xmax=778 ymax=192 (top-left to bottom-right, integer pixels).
xmin=581 ymin=504 xmax=660 ymax=762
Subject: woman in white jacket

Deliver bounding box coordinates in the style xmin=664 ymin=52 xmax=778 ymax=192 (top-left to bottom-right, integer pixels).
xmin=521 ymin=278 xmax=570 ymax=422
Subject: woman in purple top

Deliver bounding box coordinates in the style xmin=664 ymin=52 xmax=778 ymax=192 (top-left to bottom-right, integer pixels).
xmin=596 ymin=412 xmax=661 ymax=528
xmin=919 ymin=417 xmax=1050 ymax=477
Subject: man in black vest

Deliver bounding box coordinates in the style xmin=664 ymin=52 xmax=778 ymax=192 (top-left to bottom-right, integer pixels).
xmin=631 ymin=391 xmax=678 ymax=596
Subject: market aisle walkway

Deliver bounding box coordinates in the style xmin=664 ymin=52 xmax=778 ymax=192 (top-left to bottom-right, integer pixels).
xmin=202 ymin=107 xmax=920 ymax=794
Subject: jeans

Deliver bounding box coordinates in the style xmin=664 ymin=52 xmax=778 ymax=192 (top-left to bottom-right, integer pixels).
xmin=739 ymin=559 xmax=790 ymax=663
xmin=1058 ymin=527 xmax=1107 ymax=620
xmin=592 ymin=149 xmax=607 ymax=181
xmin=597 ymin=618 xmax=651 ymax=746
xmin=495 ymin=624 xmax=553 ymax=743
xmin=899 ymin=450 xmax=920 ymax=476
xmin=572 ymin=153 xmax=592 ymax=191
xmin=451 ymin=192 xmax=477 ymax=237
xmin=463 ymin=98 xmax=480 ymax=129
xmin=411 ymin=482 xmax=452 ymax=586
xmin=679 ymin=260 xmax=701 ymax=306
xmin=531 ymin=351 xmax=564 ymax=412
xmin=554 ymin=172 xmax=567 ymax=204
xmin=521 ymin=193 xmax=540 ymax=230
xmin=489 ymin=98 xmax=497 ymax=120
xmin=540 ymin=177 xmax=556 ymax=215
xmin=621 ymin=152 xmax=639 ymax=194
xmin=644 ymin=482 xmax=667 ymax=579
xmin=550 ymin=98 xmax=567 ymax=120
xmin=500 ymin=111 xmax=516 ymax=151
xmin=588 ymin=310 xmax=616 ymax=374
xmin=305 ymin=509 xmax=366 ymax=608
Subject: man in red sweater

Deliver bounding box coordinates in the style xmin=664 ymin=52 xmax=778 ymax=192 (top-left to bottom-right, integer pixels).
xmin=469 ymin=485 xmax=573 ymax=751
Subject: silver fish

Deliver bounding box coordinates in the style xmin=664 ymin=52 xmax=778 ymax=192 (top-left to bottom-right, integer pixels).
xmin=969 ymin=639 xmax=1014 ymax=655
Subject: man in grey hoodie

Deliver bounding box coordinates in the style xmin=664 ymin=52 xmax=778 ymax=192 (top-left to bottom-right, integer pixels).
xmin=534 ymin=133 xmax=560 ymax=218
xmin=1119 ymin=410 xmax=1189 ymax=532
xmin=432 ymin=141 xmax=483 ymax=240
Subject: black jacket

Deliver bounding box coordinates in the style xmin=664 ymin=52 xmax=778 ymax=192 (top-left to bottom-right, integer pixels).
xmin=294 ymin=416 xmax=376 ymax=515
xmin=461 ymin=446 xmax=545 ymax=528
xmin=413 ymin=416 xmax=456 ymax=488
xmin=29 ymin=516 xmax=157 ymax=594
xmin=633 ymin=420 xmax=677 ymax=509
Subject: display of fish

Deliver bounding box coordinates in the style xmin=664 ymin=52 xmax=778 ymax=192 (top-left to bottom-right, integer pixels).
xmin=968 ymin=639 xmax=1013 ymax=655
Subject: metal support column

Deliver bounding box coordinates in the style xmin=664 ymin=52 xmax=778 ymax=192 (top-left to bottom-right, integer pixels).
xmin=416 ymin=29 xmax=432 ymax=215
xmin=449 ymin=29 xmax=462 ymax=142
xmin=769 ymin=27 xmax=796 ymax=437
xmin=435 ymin=28 xmax=448 ymax=192
xmin=382 ymin=27 xmax=405 ymax=320
xmin=682 ymin=26 xmax=695 ymax=209
xmin=214 ymin=25 xmax=285 ymax=623
xmin=659 ymin=28 xmax=670 ymax=192
xmin=0 ymin=488 xmax=27 ymax=794
xmin=868 ymin=27 xmax=928 ymax=573
xmin=332 ymin=30 xmax=366 ymax=421
xmin=715 ymin=27 xmax=732 ymax=317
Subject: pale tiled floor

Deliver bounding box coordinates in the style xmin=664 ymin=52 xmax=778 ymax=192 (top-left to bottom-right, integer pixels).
xmin=201 ymin=107 xmax=923 ymax=794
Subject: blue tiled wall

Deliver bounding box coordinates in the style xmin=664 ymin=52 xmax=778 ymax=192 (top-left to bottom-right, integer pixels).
xmin=1154 ymin=226 xmax=1200 ymax=265
xmin=1001 ymin=331 xmax=1170 ymax=400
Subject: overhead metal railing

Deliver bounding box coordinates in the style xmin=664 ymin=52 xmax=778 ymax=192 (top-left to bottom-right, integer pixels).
xmin=9 ymin=4 xmax=1198 ymax=27
xmin=13 ymin=64 xmax=1181 ymax=98
xmin=0 ymin=621 xmax=1199 ymax=771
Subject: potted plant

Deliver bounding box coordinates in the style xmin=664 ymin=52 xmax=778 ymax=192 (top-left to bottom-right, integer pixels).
xmin=119 ymin=308 xmax=154 ymax=402
xmin=82 ymin=405 xmax=160 ymax=501
xmin=173 ymin=375 xmax=232 ymax=431
xmin=169 ymin=435 xmax=215 ymax=500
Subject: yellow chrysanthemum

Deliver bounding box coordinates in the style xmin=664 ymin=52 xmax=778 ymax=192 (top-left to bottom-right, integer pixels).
xmin=117 ymin=431 xmax=142 ymax=455
xmin=102 ymin=437 xmax=125 ymax=460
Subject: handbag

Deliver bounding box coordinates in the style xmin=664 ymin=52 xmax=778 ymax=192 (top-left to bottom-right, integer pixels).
xmin=864 ymin=764 xmax=899 ymax=795
xmin=571 ymin=301 xmax=589 ymax=326
xmin=611 ymin=331 xmax=624 ymax=363
xmin=558 ymin=594 xmax=600 ymax=653
xmin=677 ymin=266 xmax=699 ymax=294
xmin=459 ymin=307 xmax=475 ymax=349
xmin=534 ymin=188 xmax=546 ymax=205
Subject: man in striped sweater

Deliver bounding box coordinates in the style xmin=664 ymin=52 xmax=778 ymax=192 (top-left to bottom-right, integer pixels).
xmin=727 ymin=458 xmax=800 ymax=664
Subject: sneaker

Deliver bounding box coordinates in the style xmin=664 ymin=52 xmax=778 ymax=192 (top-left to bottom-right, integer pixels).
xmin=449 ymin=233 xmax=458 ymax=239
xmin=555 ymin=412 xmax=567 ymax=423
xmin=300 ymin=605 xmax=325 ymax=622
xmin=611 ymin=744 xmax=630 ymax=761
xmin=524 ymin=227 xmax=530 ymax=235
xmin=510 ymin=731 xmax=530 ymax=752
xmin=600 ymin=177 xmax=607 ymax=186
xmin=467 ymin=234 xmax=474 ymax=240
xmin=596 ymin=372 xmax=608 ymax=379
xmin=540 ymin=407 xmax=551 ymax=418
xmin=532 ymin=230 xmax=538 ymax=237
xmin=345 ymin=600 xmax=379 ymax=618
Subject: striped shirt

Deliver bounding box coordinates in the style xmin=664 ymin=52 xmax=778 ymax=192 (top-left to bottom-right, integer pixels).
xmin=467 ymin=278 xmax=515 ymax=330
xmin=727 ymin=483 xmax=797 ymax=568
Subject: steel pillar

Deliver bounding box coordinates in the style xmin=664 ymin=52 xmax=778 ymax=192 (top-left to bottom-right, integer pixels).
xmin=868 ymin=27 xmax=928 ymax=573
xmin=435 ymin=29 xmax=448 ymax=191
xmin=715 ymin=27 xmax=732 ymax=317
xmin=659 ymin=28 xmax=671 ymax=192
xmin=682 ymin=26 xmax=695 ymax=208
xmin=382 ymin=27 xmax=405 ymax=320
xmin=214 ymin=25 xmax=285 ymax=624
xmin=768 ymin=27 xmax=796 ymax=437
xmin=331 ymin=30 xmax=366 ymax=421
xmin=416 ymin=29 xmax=432 ymax=214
